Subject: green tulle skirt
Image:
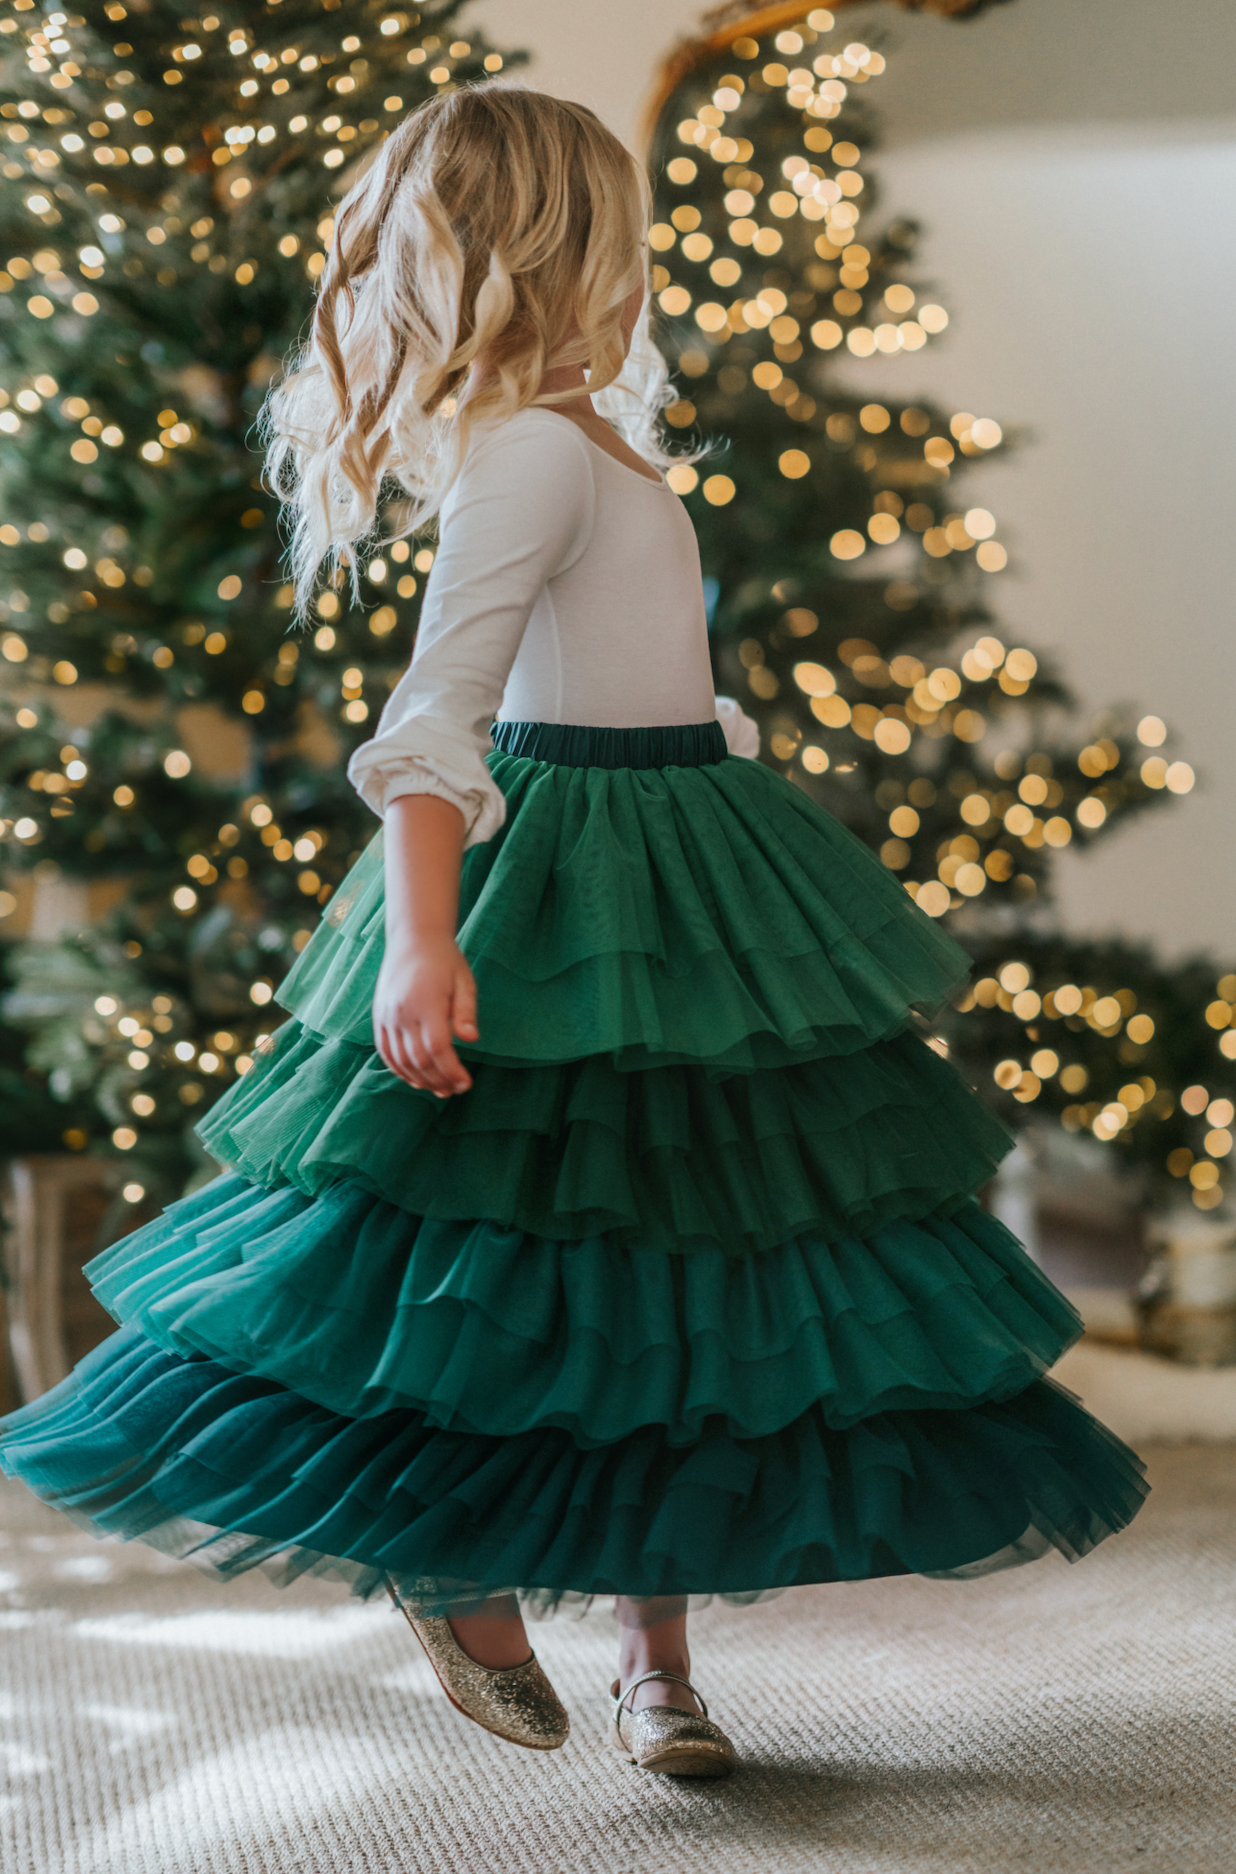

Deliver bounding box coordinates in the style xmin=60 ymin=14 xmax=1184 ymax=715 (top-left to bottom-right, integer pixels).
xmin=0 ymin=721 xmax=1147 ymax=1610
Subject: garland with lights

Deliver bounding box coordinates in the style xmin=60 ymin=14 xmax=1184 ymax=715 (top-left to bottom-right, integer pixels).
xmin=0 ymin=0 xmax=523 ymax=1208
xmin=704 ymin=0 xmax=1012 ymax=24
xmin=646 ymin=7 xmax=1236 ymax=1213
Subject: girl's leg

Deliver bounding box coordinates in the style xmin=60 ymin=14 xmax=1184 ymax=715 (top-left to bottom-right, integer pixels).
xmin=614 ymin=1595 xmax=698 ymax=1712
xmin=448 ymin=1594 xmax=533 ymax=1668
xmin=445 ymin=1594 xmax=703 ymax=1713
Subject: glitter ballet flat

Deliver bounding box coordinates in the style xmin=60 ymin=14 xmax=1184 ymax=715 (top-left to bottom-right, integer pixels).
xmin=387 ymin=1584 xmax=570 ymax=1750
xmin=611 ymin=1671 xmax=736 ymax=1777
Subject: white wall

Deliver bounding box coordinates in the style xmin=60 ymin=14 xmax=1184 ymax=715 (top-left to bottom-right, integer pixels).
xmin=869 ymin=121 xmax=1236 ymax=958
xmin=469 ymin=0 xmax=706 ymax=149
xmin=468 ymin=0 xmax=1236 ymax=958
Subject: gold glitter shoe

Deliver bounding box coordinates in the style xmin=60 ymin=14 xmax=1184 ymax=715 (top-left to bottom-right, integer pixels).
xmin=387 ymin=1584 xmax=570 ymax=1751
xmin=611 ymin=1672 xmax=736 ymax=1777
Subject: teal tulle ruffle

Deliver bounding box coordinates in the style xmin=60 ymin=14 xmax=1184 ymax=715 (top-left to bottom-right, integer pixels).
xmin=198 ymin=1022 xmax=1013 ymax=1255
xmin=276 ymin=752 xmax=972 ymax=1072
xmin=0 ymin=1327 xmax=1147 ymax=1610
xmin=0 ymin=736 xmax=1148 ymax=1605
xmin=84 ymin=1173 xmax=1083 ymax=1446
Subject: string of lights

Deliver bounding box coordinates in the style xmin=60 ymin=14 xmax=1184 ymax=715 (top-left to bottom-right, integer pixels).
xmin=0 ymin=0 xmax=521 ymax=1203
xmin=647 ymin=8 xmax=1234 ymax=1211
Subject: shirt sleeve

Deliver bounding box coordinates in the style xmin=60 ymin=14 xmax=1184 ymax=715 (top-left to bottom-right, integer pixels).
xmin=714 ymin=695 xmax=761 ymax=759
xmin=346 ymin=416 xmax=595 ymax=845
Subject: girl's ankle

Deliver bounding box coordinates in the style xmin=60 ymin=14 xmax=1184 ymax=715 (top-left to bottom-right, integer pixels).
xmin=617 ymin=1647 xmax=695 ymax=1713
xmin=614 ymin=1594 xmax=694 ymax=1710
xmin=446 ymin=1598 xmax=531 ymax=1670
xmin=619 ymin=1648 xmax=690 ymax=1683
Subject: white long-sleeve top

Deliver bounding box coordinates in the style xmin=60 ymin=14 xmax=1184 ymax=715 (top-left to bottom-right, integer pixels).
xmin=346 ymin=407 xmax=757 ymax=845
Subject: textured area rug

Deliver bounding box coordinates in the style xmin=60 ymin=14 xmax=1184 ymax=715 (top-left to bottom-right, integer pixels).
xmin=1 ymin=1446 xmax=1233 ymax=1874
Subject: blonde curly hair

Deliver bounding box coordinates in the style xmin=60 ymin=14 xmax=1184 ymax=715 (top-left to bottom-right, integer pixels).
xmin=266 ymin=81 xmax=672 ymax=614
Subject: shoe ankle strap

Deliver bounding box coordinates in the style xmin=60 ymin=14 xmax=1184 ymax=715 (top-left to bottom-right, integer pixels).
xmin=612 ymin=1670 xmax=708 ymax=1730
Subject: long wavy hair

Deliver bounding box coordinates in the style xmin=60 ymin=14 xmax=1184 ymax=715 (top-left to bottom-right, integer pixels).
xmin=265 ymin=82 xmax=673 ymax=614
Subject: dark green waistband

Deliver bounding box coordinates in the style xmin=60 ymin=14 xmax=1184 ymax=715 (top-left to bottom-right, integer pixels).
xmin=490 ymin=720 xmax=728 ymax=769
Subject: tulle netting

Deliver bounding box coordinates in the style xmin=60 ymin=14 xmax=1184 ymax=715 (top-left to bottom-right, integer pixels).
xmin=0 ymin=742 xmax=1148 ymax=1606
xmin=198 ymin=1023 xmax=1013 ymax=1253
xmin=278 ymin=754 xmax=972 ymax=1070
xmin=2 ymin=1326 xmax=1147 ymax=1612
xmin=85 ymin=1173 xmax=1083 ymax=1445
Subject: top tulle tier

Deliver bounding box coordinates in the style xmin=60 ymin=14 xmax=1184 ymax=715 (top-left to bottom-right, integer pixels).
xmin=279 ymin=750 xmax=972 ymax=1073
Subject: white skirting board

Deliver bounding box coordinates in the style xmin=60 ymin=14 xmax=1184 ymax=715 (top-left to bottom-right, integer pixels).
xmin=1052 ymin=1339 xmax=1236 ymax=1445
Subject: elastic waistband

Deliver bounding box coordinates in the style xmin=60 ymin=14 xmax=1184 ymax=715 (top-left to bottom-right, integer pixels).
xmin=490 ymin=719 xmax=728 ymax=770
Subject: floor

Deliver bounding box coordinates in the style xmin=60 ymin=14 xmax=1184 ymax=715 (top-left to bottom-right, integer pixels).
xmin=1 ymin=1446 xmax=1233 ymax=1874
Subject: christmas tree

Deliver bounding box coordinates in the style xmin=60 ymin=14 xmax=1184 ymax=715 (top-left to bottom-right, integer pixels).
xmin=3 ymin=0 xmax=1233 ymax=1224
xmin=646 ymin=4 xmax=1236 ymax=1212
xmin=0 ymin=1 xmax=522 ymax=1208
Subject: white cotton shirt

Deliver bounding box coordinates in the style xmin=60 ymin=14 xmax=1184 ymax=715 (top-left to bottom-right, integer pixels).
xmin=347 ymin=406 xmax=756 ymax=845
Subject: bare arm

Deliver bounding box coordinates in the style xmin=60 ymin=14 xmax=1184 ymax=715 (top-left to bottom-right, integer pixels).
xmin=373 ymin=794 xmax=478 ymax=1098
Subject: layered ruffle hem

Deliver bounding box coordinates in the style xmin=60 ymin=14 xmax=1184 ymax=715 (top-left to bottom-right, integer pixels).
xmin=0 ymin=725 xmax=1147 ymax=1609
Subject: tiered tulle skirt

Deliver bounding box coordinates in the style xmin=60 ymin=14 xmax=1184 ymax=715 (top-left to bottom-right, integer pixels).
xmin=0 ymin=721 xmax=1147 ymax=1608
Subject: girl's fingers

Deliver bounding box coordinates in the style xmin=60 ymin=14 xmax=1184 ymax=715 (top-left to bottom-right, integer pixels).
xmin=452 ymin=967 xmax=479 ymax=1044
xmin=378 ymin=1012 xmax=472 ymax=1099
xmin=374 ymin=1024 xmax=400 ymax=1079
xmin=408 ymin=1023 xmax=456 ymax=1097
xmin=382 ymin=1021 xmax=433 ymax=1093
xmin=421 ymin=1019 xmax=471 ymax=1094
xmin=377 ymin=1024 xmax=423 ymax=1090
xmin=378 ymin=1009 xmax=431 ymax=1089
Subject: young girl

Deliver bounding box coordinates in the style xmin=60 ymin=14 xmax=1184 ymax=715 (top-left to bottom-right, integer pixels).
xmin=0 ymin=84 xmax=1146 ymax=1780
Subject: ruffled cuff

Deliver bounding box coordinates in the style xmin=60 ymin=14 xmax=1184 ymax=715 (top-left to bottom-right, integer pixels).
xmin=382 ymin=765 xmax=507 ymax=841
xmin=714 ymin=695 xmax=761 ymax=760
xmin=346 ymin=718 xmax=507 ymax=848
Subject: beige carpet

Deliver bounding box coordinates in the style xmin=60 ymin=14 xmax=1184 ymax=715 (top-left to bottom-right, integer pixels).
xmin=1 ymin=1447 xmax=1233 ymax=1874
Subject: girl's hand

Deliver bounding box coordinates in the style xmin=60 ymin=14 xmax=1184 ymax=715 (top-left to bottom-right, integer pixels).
xmin=374 ymin=934 xmax=478 ymax=1097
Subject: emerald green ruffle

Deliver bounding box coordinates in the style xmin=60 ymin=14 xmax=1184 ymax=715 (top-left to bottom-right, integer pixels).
xmin=0 ymin=1327 xmax=1148 ymax=1610
xmin=0 ymin=740 xmax=1148 ymax=1607
xmin=278 ymin=751 xmax=971 ymax=1071
xmin=198 ymin=1021 xmax=1012 ymax=1255
xmin=84 ymin=1173 xmax=1082 ymax=1446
